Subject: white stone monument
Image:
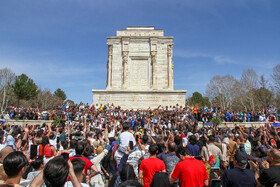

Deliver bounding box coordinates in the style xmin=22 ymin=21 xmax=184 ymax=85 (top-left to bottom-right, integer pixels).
xmin=92 ymin=27 xmax=187 ymax=109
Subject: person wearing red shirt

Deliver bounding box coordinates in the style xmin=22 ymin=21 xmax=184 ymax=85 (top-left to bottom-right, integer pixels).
xmin=169 ymin=146 xmax=209 ymax=187
xmin=69 ymin=142 xmax=98 ymax=179
xmin=139 ymin=144 xmax=166 ymax=187
xmin=269 ymin=114 xmax=276 ymax=123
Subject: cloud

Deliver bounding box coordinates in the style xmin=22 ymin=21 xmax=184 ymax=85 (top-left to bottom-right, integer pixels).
xmin=213 ymin=55 xmax=236 ymax=64
xmin=174 ymin=50 xmax=238 ymax=65
xmin=173 ymin=49 xmax=278 ymax=69
xmin=0 ymin=59 xmax=105 ymax=79
xmin=173 ymin=50 xmax=211 ymax=59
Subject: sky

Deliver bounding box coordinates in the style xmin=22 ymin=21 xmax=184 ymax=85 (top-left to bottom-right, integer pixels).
xmin=0 ymin=0 xmax=280 ymax=104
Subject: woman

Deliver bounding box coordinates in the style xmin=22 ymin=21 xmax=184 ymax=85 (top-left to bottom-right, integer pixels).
xmin=186 ymin=135 xmax=200 ymax=157
xmin=38 ymin=136 xmax=56 ymax=164
xmin=22 ymin=156 xmax=44 ymax=181
xmin=108 ymin=164 xmax=137 ymax=187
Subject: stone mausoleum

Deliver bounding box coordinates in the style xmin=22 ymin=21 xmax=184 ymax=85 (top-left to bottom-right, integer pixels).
xmin=92 ymin=27 xmax=186 ymax=109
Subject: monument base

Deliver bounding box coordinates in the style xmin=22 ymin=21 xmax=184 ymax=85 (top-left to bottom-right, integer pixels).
xmin=92 ymin=89 xmax=187 ymax=109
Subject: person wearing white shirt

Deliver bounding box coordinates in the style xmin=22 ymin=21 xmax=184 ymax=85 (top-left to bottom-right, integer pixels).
xmin=118 ymin=122 xmax=136 ymax=153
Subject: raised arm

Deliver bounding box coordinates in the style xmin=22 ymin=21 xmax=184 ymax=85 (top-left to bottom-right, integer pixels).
xmin=22 ymin=125 xmax=29 ymax=140
xmin=46 ymin=123 xmax=52 ymax=137
xmin=147 ymin=133 xmax=156 ymax=144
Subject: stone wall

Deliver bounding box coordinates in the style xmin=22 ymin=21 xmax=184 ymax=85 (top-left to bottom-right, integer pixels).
xmin=2 ymin=119 xmax=270 ymax=128
xmin=3 ymin=120 xmax=53 ymax=126
xmin=92 ymin=89 xmax=186 ymax=109
xmin=198 ymin=122 xmax=273 ymax=128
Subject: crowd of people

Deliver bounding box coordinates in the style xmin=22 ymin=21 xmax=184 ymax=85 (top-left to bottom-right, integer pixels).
xmin=4 ymin=104 xmax=278 ymax=124
xmin=0 ymin=103 xmax=279 ymax=186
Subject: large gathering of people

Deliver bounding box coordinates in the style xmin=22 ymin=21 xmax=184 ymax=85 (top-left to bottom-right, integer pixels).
xmin=4 ymin=104 xmax=278 ymax=124
xmin=0 ymin=103 xmax=279 ymax=186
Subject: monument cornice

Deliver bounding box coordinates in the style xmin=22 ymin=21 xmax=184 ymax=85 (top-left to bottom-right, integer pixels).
xmin=92 ymin=89 xmax=187 ymax=94
xmin=107 ymin=36 xmax=174 ymax=39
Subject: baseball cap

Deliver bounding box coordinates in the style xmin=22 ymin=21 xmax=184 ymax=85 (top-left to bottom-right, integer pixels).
xmin=235 ymin=151 xmax=248 ymax=167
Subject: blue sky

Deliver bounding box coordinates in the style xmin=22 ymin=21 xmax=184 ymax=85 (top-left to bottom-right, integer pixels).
xmin=0 ymin=0 xmax=279 ymax=104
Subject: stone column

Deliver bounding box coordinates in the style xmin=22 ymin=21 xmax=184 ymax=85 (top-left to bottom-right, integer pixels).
xmin=167 ymin=44 xmax=174 ymax=89
xmin=106 ymin=45 xmax=113 ymax=89
xmin=150 ymin=38 xmax=157 ymax=89
xmin=151 ymin=51 xmax=157 ymax=89
xmin=122 ymin=51 xmax=129 ymax=88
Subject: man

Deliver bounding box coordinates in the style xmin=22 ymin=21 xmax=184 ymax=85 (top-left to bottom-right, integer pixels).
xmin=114 ymin=133 xmax=145 ymax=177
xmin=221 ymin=151 xmax=256 ymax=187
xmin=157 ymin=141 xmax=180 ymax=176
xmin=6 ymin=130 xmax=18 ymax=149
xmin=139 ymin=144 xmax=166 ymax=187
xmin=228 ymin=133 xmax=237 ymax=169
xmin=65 ymin=158 xmax=89 ymax=187
xmin=30 ymin=156 xmax=82 ymax=187
xmin=169 ymin=146 xmax=208 ymax=187
xmin=243 ymin=134 xmax=251 ymax=155
xmin=0 ymin=146 xmax=14 ymax=181
xmin=69 ymin=142 xmax=99 ymax=179
xmin=118 ymin=122 xmax=136 ymax=153
xmin=208 ymin=135 xmax=223 ymax=179
xmin=1 ymin=151 xmax=28 ymax=186
xmin=250 ymin=148 xmax=280 ymax=187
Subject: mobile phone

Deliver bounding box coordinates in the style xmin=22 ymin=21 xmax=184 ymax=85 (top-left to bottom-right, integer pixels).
xmin=57 ymin=137 xmax=60 ymax=144
xmin=144 ymin=129 xmax=147 ymax=135
xmin=136 ymin=135 xmax=139 ymax=142
xmin=61 ymin=153 xmax=69 ymax=160
xmin=30 ymin=145 xmax=38 ymax=160
xmin=129 ymin=141 xmax=133 ymax=149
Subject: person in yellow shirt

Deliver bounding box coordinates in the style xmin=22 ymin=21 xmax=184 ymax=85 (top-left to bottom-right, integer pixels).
xmin=99 ymin=104 xmax=103 ymax=111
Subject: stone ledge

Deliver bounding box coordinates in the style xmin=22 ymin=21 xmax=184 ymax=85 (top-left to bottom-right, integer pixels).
xmin=92 ymin=90 xmax=187 ymax=109
xmin=2 ymin=120 xmax=53 ymax=126
xmin=198 ymin=122 xmax=277 ymax=128
xmin=92 ymin=89 xmax=187 ymax=94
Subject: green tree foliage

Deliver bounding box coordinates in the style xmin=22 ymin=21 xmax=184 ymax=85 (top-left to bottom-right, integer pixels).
xmin=11 ymin=74 xmax=39 ymax=106
xmin=65 ymin=99 xmax=74 ymax=105
xmin=54 ymin=88 xmax=67 ymax=101
xmin=210 ymin=118 xmax=222 ymax=126
xmin=188 ymin=92 xmax=210 ymax=106
xmin=52 ymin=115 xmax=61 ymax=126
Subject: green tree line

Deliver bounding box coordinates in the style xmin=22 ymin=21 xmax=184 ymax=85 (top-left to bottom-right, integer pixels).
xmin=0 ymin=68 xmax=70 ymax=115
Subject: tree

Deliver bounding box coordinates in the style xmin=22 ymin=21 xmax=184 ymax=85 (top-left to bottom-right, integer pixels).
xmin=188 ymin=92 xmax=210 ymax=106
xmin=11 ymin=74 xmax=39 ymax=106
xmin=0 ymin=68 xmax=15 ymax=114
xmin=54 ymin=88 xmax=67 ymax=101
xmin=31 ymin=89 xmax=63 ymax=109
xmin=65 ymin=99 xmax=75 ymax=105
xmin=259 ymin=74 xmax=268 ymax=89
xmin=272 ymin=64 xmax=280 ymax=92
xmin=240 ymin=69 xmax=258 ymax=110
xmin=206 ymin=75 xmax=239 ymax=110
